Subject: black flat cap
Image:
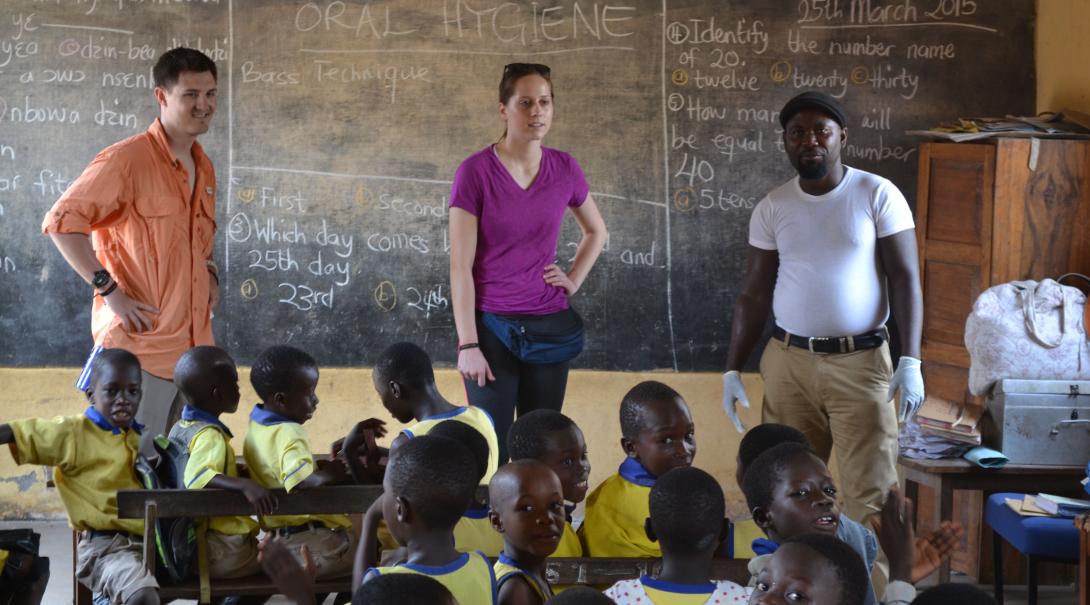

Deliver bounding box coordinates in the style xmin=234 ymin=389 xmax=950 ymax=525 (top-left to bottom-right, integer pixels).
xmin=779 ymin=91 xmax=848 ymax=128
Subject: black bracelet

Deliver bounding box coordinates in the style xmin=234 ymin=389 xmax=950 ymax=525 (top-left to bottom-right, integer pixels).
xmin=458 ymin=343 xmax=479 ymax=351
xmin=96 ymin=282 xmax=118 ymax=298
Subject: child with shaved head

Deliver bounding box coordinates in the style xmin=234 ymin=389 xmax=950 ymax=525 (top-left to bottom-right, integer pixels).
xmin=581 ymin=381 xmax=695 ymax=557
xmin=490 ymin=460 xmax=566 ymax=605
xmin=170 ymin=346 xmax=276 ymax=582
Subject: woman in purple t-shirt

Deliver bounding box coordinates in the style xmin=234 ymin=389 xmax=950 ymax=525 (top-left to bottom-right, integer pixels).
xmin=449 ymin=63 xmax=608 ymax=462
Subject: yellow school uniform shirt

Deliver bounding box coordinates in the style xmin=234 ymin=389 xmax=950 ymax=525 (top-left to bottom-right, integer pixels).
xmin=243 ymin=404 xmax=351 ymax=530
xmin=494 ymin=553 xmax=553 ymax=601
xmin=732 ymin=518 xmax=764 ymax=559
xmin=454 ymin=505 xmax=504 ymax=556
xmin=367 ymin=550 xmax=498 ymax=605
xmin=553 ymin=520 xmax=582 ymax=557
xmin=580 ymin=458 xmax=659 ymax=557
xmin=177 ymin=405 xmax=258 ymax=536
xmin=7 ymin=407 xmax=143 ymax=534
xmin=404 ymin=406 xmax=499 ymax=483
xmin=0 ymin=549 xmax=8 ymax=573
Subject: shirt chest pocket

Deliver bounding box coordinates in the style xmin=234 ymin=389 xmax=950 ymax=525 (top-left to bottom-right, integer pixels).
xmin=195 ymin=189 xmax=216 ymax=255
xmin=133 ymin=196 xmax=186 ymax=261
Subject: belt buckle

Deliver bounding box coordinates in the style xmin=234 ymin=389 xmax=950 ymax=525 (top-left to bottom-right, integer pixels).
xmin=807 ymin=337 xmax=829 ymax=352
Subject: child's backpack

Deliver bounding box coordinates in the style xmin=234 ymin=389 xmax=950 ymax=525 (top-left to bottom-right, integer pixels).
xmin=132 ymin=420 xmax=221 ymax=584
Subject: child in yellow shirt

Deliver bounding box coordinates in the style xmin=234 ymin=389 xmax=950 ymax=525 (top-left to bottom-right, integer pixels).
xmin=507 ymin=410 xmax=590 ymax=557
xmin=170 ymin=346 xmax=276 ymax=581
xmin=490 ymin=460 xmax=566 ymax=605
xmin=0 ymin=349 xmax=159 ymax=604
xmin=362 ymin=435 xmax=496 ymax=604
xmin=580 ymin=381 xmax=696 ymax=557
xmin=243 ymin=345 xmax=354 ymax=580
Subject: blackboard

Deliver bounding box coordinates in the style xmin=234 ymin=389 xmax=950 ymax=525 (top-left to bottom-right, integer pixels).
xmin=0 ymin=0 xmax=1035 ymax=371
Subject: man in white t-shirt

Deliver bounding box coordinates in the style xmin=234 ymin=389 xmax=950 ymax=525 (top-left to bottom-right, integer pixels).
xmin=721 ymin=91 xmax=924 ymax=524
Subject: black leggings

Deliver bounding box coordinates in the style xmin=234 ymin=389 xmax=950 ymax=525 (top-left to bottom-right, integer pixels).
xmin=464 ymin=314 xmax=571 ymax=463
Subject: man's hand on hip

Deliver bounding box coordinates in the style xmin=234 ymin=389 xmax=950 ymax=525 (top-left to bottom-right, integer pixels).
xmin=888 ymin=356 xmax=924 ymax=422
xmin=722 ymin=370 xmax=750 ymax=433
xmin=103 ymin=289 xmax=159 ymax=333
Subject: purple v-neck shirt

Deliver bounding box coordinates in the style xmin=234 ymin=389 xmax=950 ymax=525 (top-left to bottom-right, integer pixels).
xmin=450 ymin=145 xmax=589 ymax=315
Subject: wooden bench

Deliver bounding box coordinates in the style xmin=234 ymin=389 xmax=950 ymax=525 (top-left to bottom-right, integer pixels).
xmin=88 ymin=485 xmax=752 ymax=604
xmin=113 ymin=485 xmax=381 ymax=604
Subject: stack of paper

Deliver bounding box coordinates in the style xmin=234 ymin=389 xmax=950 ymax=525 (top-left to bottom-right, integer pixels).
xmin=914 ymin=398 xmax=982 ymax=445
xmin=899 ymin=419 xmax=973 ymax=460
xmin=1033 ymin=493 xmax=1090 ymax=517
xmin=1005 ymin=494 xmax=1051 ymax=517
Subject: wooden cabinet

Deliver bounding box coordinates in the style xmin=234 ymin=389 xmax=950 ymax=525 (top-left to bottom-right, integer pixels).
xmin=916 ymin=139 xmax=1090 ymax=405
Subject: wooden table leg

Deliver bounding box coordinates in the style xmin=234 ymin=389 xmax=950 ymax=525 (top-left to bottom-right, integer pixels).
xmin=905 ymin=477 xmax=920 ymax=531
xmin=938 ymin=477 xmax=955 ymax=583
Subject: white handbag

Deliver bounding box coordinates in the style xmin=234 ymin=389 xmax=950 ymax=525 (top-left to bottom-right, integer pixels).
xmin=965 ymin=274 xmax=1090 ymax=395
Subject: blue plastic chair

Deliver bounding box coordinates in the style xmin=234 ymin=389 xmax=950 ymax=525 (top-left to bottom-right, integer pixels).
xmin=984 ymin=492 xmax=1080 ymax=605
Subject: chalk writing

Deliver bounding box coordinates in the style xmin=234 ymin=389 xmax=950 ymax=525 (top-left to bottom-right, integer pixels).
xmin=1 ymin=96 xmax=80 ymax=124
xmin=0 ymin=37 xmax=40 ymax=68
xmin=405 ymin=284 xmax=449 ymax=318
xmin=94 ymin=97 xmax=137 ymax=129
xmin=373 ymin=280 xmax=396 ymax=312
xmin=666 ymin=18 xmax=768 ymax=53
xmin=279 ymin=282 xmax=333 ymax=311
xmin=442 ymin=0 xmax=636 ymax=43
xmin=294 ymin=2 xmax=417 ymax=38
xmin=31 ymin=169 xmax=71 ymax=197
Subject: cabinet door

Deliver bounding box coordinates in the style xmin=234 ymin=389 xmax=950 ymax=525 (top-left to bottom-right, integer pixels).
xmin=916 ymin=143 xmax=995 ymax=403
xmin=991 ymin=139 xmax=1090 ymax=283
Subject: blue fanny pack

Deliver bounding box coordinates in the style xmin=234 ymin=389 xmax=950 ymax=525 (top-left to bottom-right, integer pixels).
xmin=481 ymin=308 xmax=585 ymax=365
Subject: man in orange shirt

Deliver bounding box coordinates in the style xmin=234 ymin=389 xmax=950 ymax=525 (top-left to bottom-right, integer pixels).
xmin=42 ymin=47 xmax=220 ymax=457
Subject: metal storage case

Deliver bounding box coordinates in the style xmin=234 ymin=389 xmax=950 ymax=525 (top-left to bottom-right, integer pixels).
xmin=982 ymin=379 xmax=1090 ymax=465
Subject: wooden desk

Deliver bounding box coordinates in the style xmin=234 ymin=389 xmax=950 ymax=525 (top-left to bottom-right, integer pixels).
xmin=898 ymin=457 xmax=1085 ymax=583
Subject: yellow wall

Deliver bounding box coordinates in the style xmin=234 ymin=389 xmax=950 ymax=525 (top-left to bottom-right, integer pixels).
xmin=1036 ymin=0 xmax=1090 ymax=114
xmin=3 ymin=0 xmax=1086 ymax=522
xmin=0 ymin=368 xmax=764 ymax=520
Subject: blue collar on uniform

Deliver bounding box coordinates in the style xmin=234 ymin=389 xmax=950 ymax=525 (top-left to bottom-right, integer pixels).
xmin=752 ymin=538 xmax=779 ymax=556
xmin=181 ymin=404 xmax=233 ymax=438
xmin=249 ymin=404 xmax=296 ymax=426
xmin=84 ymin=406 xmax=143 ymax=435
xmin=498 ymin=553 xmax=523 ymax=569
xmin=400 ymin=552 xmax=470 ymax=575
xmin=619 ymin=457 xmax=657 ymax=487
xmin=420 ymin=406 xmax=468 ymax=421
xmin=463 ymin=504 xmax=490 ymax=519
xmin=640 ymin=575 xmax=715 ymax=594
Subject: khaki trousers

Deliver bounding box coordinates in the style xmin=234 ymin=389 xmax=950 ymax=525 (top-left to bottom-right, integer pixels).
xmin=759 ymin=337 xmax=899 ymax=526
xmin=276 ymin=527 xmax=355 ymax=579
xmin=136 ymin=370 xmax=184 ymax=459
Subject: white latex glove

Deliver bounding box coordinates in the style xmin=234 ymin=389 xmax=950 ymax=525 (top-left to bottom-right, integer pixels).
xmin=887 ymin=356 xmax=924 ymax=422
xmin=722 ymin=371 xmax=750 ymax=433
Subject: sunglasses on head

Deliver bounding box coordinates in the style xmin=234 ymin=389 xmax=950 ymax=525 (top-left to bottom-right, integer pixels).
xmin=504 ymin=63 xmax=551 ymax=77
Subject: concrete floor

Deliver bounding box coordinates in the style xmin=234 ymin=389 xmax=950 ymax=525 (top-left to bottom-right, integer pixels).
xmin=1 ymin=520 xmax=1077 ymax=604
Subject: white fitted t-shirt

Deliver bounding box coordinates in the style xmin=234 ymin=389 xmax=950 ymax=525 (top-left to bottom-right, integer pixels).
xmin=748 ymin=166 xmax=914 ymax=337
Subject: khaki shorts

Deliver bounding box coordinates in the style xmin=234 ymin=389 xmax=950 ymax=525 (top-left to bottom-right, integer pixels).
xmin=274 ymin=527 xmax=355 ymax=579
xmin=76 ymin=533 xmax=158 ymax=604
xmin=206 ymin=531 xmax=261 ymax=579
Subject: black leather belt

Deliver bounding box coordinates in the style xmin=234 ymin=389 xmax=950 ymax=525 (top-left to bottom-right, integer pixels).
xmin=773 ymin=327 xmax=887 ymax=354
xmin=274 ymin=522 xmax=328 ymax=537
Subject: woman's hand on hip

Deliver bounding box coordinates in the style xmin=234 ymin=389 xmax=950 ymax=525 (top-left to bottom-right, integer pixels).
xmin=544 ymin=263 xmax=577 ymax=296
xmin=459 ymin=347 xmax=495 ymax=387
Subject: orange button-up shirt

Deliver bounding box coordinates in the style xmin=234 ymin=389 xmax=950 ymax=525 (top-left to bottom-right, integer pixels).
xmin=42 ymin=119 xmax=216 ymax=379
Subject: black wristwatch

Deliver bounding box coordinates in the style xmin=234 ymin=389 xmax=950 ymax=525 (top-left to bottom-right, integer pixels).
xmin=92 ymin=269 xmax=112 ymax=290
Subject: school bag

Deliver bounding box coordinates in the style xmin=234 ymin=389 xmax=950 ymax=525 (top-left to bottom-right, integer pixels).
xmin=132 ymin=420 xmax=222 ymax=584
xmin=965 ymin=274 xmax=1090 ymax=395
